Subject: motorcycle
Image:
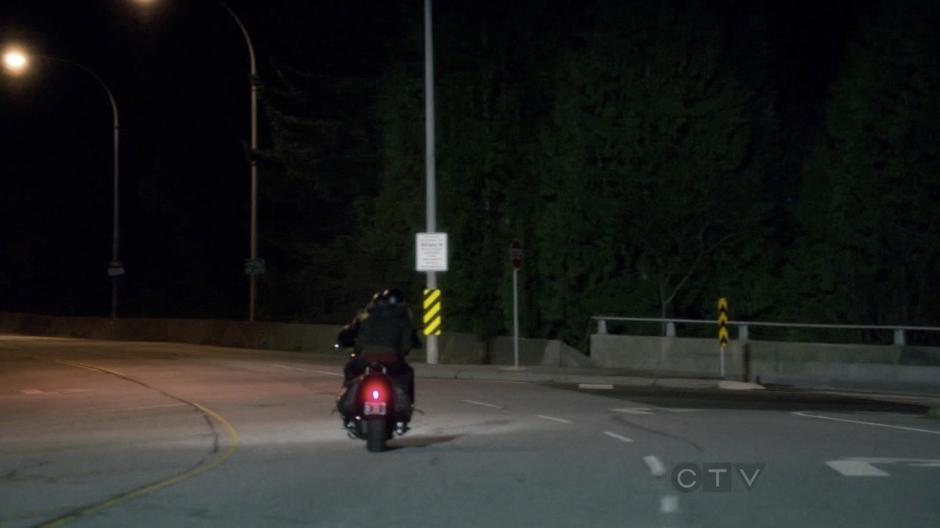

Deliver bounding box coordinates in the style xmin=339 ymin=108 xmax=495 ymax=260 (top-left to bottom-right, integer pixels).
xmin=337 ymin=361 xmax=412 ymax=452
xmin=335 ymin=325 xmax=413 ymax=452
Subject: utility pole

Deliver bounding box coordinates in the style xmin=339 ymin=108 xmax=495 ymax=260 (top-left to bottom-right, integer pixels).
xmin=424 ymin=0 xmax=439 ymax=364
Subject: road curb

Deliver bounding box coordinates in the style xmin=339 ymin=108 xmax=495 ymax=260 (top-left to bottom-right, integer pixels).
xmin=412 ymin=365 xmax=752 ymax=390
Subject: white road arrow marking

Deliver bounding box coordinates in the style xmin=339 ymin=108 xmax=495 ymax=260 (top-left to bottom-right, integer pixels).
xmin=826 ymin=460 xmax=890 ymax=477
xmin=825 ymin=457 xmax=940 ymax=477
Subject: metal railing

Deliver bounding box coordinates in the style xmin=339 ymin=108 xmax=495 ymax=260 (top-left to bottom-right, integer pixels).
xmin=591 ymin=316 xmax=940 ymax=346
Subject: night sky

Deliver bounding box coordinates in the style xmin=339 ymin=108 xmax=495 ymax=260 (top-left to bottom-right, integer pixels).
xmin=1 ymin=1 xmax=402 ymax=318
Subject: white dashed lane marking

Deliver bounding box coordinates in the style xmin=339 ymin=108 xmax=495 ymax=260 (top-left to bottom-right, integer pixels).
xmin=611 ymin=407 xmax=654 ymax=415
xmin=536 ymin=414 xmax=573 ymax=424
xmin=19 ymin=388 xmax=98 ymax=395
xmin=643 ymin=455 xmax=666 ymax=477
xmin=611 ymin=407 xmax=705 ymax=415
xmin=660 ymin=495 xmax=679 ymax=513
xmin=272 ymin=364 xmax=343 ymax=377
xmin=98 ymin=403 xmax=189 ymax=414
xmin=603 ymin=431 xmax=634 ymax=443
xmin=578 ymin=383 xmax=614 ymax=390
xmin=461 ymin=399 xmax=503 ymax=409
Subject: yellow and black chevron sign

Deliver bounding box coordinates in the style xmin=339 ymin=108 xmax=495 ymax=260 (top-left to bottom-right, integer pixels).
xmin=423 ymin=289 xmax=442 ymax=336
xmin=718 ymin=297 xmax=729 ymax=347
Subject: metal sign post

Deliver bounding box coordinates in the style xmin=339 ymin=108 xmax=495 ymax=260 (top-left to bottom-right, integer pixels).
xmin=423 ymin=0 xmax=439 ymax=365
xmin=417 ymin=234 xmax=447 ymax=359
xmin=511 ymin=240 xmax=522 ymax=369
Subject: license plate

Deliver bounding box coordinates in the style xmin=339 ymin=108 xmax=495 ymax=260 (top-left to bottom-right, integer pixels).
xmin=364 ymin=402 xmax=387 ymax=416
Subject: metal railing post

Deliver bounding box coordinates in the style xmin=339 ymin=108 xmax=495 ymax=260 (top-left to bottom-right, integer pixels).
xmin=893 ymin=329 xmax=906 ymax=346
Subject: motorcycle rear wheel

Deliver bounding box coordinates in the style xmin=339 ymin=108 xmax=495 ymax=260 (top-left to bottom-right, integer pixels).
xmin=366 ymin=418 xmax=387 ymax=452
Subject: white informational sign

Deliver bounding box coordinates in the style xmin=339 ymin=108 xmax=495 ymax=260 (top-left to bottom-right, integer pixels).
xmin=416 ymin=232 xmax=448 ymax=272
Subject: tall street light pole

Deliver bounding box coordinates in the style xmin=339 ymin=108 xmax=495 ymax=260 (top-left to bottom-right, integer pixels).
xmin=3 ymin=49 xmax=123 ymax=319
xmin=424 ymin=0 xmax=439 ymax=364
xmin=217 ymin=1 xmax=260 ymax=323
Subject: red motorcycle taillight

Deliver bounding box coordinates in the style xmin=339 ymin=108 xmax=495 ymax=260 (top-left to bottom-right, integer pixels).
xmin=364 ymin=381 xmax=387 ymax=402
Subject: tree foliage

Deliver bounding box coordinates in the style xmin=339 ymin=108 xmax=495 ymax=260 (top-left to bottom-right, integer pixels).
xmin=790 ymin=1 xmax=940 ymax=330
xmin=254 ymin=0 xmax=939 ymax=347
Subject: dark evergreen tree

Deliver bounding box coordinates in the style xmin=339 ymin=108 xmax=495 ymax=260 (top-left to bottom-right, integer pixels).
xmin=791 ymin=1 xmax=940 ymax=338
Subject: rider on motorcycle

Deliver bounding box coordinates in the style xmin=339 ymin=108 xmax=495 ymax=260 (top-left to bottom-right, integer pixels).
xmin=342 ymin=288 xmax=416 ymax=404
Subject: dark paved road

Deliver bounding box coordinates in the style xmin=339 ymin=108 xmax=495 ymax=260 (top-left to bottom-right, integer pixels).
xmin=2 ymin=336 xmax=939 ymax=527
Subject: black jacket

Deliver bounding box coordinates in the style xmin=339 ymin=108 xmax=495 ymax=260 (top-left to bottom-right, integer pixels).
xmin=355 ymin=303 xmax=414 ymax=358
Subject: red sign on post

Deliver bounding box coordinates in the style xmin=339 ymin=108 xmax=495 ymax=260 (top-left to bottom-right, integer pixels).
xmin=510 ymin=239 xmax=523 ymax=269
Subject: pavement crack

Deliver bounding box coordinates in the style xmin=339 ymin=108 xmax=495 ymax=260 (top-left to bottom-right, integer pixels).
xmin=201 ymin=412 xmax=221 ymax=455
xmin=34 ymin=359 xmax=239 ymax=527
xmin=611 ymin=414 xmax=706 ymax=454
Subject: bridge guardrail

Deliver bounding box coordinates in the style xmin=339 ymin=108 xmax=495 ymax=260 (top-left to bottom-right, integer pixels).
xmin=591 ymin=316 xmax=940 ymax=346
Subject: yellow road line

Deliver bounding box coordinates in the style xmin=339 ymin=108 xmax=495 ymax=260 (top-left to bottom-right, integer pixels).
xmin=39 ymin=360 xmax=239 ymax=527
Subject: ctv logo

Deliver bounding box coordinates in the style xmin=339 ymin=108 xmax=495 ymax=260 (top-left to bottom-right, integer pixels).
xmin=671 ymin=463 xmax=765 ymax=492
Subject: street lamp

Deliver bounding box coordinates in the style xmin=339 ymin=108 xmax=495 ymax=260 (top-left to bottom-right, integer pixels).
xmin=2 ymin=49 xmax=28 ymax=74
xmin=2 ymin=47 xmax=124 ymax=319
xmin=130 ymin=0 xmax=261 ymax=321
xmin=215 ymin=1 xmax=262 ymax=323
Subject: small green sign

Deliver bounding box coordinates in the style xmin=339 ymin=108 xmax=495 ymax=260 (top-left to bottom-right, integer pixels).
xmin=244 ymin=258 xmax=266 ymax=276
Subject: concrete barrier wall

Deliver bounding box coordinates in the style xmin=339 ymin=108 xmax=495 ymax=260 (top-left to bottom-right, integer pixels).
xmin=747 ymin=341 xmax=940 ymax=393
xmin=0 ymin=312 xmax=343 ymax=353
xmin=409 ymin=332 xmax=488 ymax=365
xmin=591 ymin=334 xmax=744 ymax=378
xmin=488 ymin=337 xmax=595 ymax=368
xmin=0 ymin=312 xmax=589 ymax=367
xmin=591 ymin=332 xmax=940 ymax=393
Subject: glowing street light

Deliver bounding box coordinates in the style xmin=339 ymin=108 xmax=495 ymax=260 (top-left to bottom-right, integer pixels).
xmin=1 ymin=46 xmax=125 ymax=319
xmin=2 ymin=48 xmax=29 ymax=74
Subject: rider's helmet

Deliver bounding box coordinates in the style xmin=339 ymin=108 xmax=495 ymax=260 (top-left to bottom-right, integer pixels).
xmin=380 ymin=288 xmax=405 ymax=305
